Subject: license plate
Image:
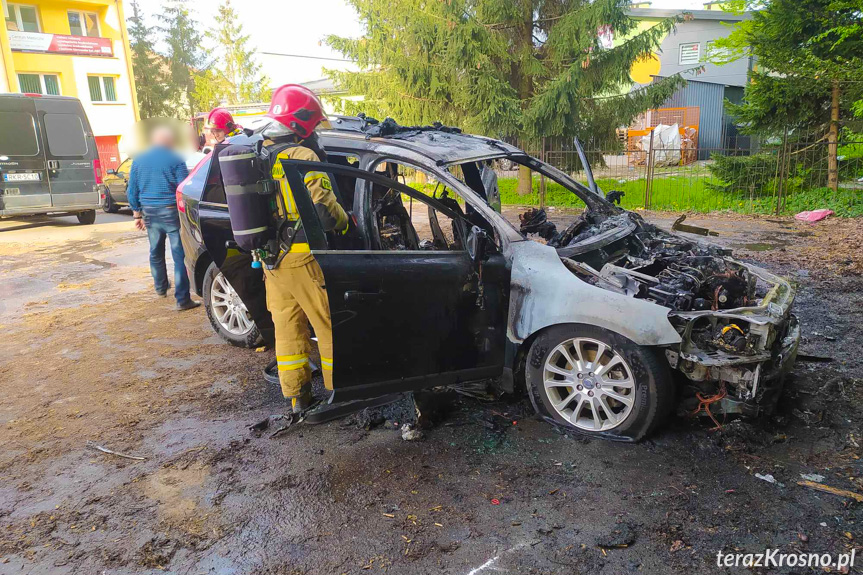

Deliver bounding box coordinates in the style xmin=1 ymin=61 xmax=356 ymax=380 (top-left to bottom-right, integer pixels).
xmin=3 ymin=172 xmax=40 ymax=182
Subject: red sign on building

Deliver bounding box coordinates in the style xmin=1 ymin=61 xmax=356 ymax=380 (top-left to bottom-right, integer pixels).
xmin=8 ymin=31 xmax=113 ymax=57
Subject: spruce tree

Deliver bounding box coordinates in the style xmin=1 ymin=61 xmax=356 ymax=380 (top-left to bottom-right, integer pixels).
xmin=128 ymin=0 xmax=170 ymax=119
xmin=158 ymin=0 xmax=206 ymax=118
xmin=326 ymin=0 xmax=685 ymax=157
xmin=201 ymin=0 xmax=271 ymax=105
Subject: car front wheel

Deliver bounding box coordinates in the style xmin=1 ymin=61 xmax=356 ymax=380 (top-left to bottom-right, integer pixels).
xmin=525 ymin=324 xmax=673 ymax=442
xmin=76 ymin=210 xmax=96 ymax=225
xmin=102 ymin=192 xmax=118 ymax=213
xmin=202 ymin=261 xmax=262 ymax=348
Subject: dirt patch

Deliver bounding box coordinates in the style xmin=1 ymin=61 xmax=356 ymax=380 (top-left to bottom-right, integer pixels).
xmin=1 ymin=214 xmax=861 ymax=574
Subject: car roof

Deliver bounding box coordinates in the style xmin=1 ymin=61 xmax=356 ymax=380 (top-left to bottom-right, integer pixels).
xmin=318 ymin=115 xmax=524 ymax=166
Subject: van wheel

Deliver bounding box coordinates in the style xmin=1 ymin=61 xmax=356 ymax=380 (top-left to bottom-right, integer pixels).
xmin=76 ymin=210 xmax=96 ymax=225
xmin=203 ymin=261 xmax=262 ymax=348
xmin=525 ymin=324 xmax=673 ymax=442
xmin=102 ymin=193 xmax=118 ymax=214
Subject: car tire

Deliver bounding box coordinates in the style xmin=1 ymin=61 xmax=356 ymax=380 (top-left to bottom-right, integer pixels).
xmin=102 ymin=192 xmax=119 ymax=214
xmin=202 ymin=261 xmax=263 ymax=348
xmin=76 ymin=210 xmax=96 ymax=225
xmin=525 ymin=324 xmax=673 ymax=442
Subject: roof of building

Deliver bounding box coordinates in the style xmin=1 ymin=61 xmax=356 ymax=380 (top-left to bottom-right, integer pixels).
xmin=626 ymin=7 xmax=751 ymax=21
xmin=301 ymin=78 xmax=345 ymax=96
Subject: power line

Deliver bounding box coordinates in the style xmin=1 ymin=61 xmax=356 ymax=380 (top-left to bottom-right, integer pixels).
xmin=260 ymin=52 xmax=355 ymax=63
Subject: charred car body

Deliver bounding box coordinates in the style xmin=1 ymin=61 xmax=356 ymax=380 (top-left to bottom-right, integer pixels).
xmin=189 ymin=115 xmax=800 ymax=442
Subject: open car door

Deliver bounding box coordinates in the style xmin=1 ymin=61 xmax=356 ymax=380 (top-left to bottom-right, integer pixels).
xmin=280 ymin=160 xmax=511 ymax=402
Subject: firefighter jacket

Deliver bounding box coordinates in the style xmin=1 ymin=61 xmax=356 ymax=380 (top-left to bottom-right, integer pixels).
xmin=270 ymin=143 xmax=349 ymax=267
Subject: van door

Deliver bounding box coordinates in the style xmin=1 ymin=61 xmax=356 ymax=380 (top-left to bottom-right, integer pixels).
xmin=35 ymin=98 xmax=99 ymax=209
xmin=0 ymin=97 xmax=51 ymax=214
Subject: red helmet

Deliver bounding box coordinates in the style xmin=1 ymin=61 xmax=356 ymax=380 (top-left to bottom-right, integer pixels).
xmin=265 ymin=84 xmax=327 ymax=139
xmin=205 ymin=107 xmax=235 ymax=131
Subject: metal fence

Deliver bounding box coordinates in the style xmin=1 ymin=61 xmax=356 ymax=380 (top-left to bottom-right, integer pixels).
xmin=504 ymin=138 xmax=863 ymax=216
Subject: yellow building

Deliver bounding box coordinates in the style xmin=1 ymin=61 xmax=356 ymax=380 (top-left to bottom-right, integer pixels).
xmin=0 ymin=0 xmax=139 ymax=170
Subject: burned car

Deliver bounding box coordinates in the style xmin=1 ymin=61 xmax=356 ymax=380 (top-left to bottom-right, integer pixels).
xmin=189 ymin=116 xmax=800 ymax=442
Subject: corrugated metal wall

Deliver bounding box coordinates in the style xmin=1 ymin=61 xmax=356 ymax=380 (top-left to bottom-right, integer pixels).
xmin=663 ymin=80 xmax=725 ymax=159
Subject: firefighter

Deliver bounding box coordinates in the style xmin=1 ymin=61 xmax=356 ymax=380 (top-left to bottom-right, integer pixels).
xmin=261 ymin=84 xmax=348 ymax=412
xmin=204 ymin=107 xmax=242 ymax=148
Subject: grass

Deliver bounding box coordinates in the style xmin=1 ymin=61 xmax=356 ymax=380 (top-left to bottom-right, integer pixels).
xmin=497 ymin=176 xmax=863 ymax=217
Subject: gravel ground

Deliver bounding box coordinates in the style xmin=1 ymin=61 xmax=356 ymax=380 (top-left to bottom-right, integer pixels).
xmin=0 ymin=210 xmax=861 ymax=575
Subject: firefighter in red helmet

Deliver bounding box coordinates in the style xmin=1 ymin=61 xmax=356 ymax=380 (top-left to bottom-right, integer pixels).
xmin=262 ymin=84 xmax=348 ymax=412
xmin=204 ymin=107 xmax=242 ymax=148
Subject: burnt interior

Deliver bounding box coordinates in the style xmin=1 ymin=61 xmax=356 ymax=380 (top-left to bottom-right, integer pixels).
xmin=521 ymin=208 xmax=760 ymax=309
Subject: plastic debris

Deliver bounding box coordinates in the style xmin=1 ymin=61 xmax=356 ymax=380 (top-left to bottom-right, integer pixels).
xmin=795 ymin=209 xmax=834 ymax=223
xmin=490 ymin=499 xmax=500 ymax=505
xmin=800 ymin=473 xmax=826 ymax=482
xmin=755 ymin=473 xmax=785 ymax=487
xmin=400 ymin=423 xmax=424 ymax=441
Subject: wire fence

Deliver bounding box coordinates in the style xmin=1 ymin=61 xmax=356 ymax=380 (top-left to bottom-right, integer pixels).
xmin=497 ymin=138 xmax=863 ymax=217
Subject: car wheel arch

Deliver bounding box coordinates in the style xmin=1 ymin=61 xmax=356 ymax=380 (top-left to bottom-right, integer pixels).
xmin=194 ymin=252 xmax=213 ymax=298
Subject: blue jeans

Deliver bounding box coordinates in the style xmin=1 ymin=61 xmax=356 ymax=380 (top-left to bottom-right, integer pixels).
xmin=143 ymin=205 xmax=190 ymax=304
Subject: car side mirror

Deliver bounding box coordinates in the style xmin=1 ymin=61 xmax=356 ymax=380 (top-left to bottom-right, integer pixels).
xmin=466 ymin=225 xmax=490 ymax=268
xmin=107 ymin=169 xmax=117 ymax=175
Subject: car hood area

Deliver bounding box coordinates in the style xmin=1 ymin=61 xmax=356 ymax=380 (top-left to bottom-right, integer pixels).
xmin=514 ymin=207 xmax=800 ymax=416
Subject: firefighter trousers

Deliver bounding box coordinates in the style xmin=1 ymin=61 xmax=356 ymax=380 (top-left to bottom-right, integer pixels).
xmin=264 ymin=256 xmax=334 ymax=398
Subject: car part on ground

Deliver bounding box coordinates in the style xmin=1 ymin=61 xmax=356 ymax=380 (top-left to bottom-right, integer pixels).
xmin=202 ymin=262 xmax=262 ymax=348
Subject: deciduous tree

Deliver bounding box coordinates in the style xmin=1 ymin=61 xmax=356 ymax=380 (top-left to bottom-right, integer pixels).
xmin=714 ymin=0 xmax=863 ymax=191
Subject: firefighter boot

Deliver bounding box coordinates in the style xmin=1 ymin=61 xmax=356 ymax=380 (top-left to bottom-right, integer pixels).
xmin=291 ymin=385 xmax=314 ymax=414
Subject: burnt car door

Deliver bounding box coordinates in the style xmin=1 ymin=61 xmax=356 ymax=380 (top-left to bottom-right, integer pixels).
xmin=281 ymin=160 xmax=510 ymax=402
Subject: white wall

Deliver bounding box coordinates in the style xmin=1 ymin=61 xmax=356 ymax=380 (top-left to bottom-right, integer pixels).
xmin=71 ymin=39 xmax=136 ymax=139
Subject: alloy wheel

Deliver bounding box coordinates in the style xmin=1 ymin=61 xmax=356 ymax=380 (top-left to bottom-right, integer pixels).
xmin=543 ymin=337 xmax=635 ymax=432
xmin=210 ymin=272 xmax=255 ymax=335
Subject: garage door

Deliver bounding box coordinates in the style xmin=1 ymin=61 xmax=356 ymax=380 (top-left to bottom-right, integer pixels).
xmin=95 ymin=135 xmax=120 ymax=172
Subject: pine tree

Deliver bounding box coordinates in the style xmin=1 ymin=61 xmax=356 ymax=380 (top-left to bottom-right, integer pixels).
xmin=158 ymin=0 xmax=206 ymax=118
xmin=326 ymin=0 xmax=685 ymax=167
xmin=194 ymin=0 xmax=271 ymax=107
xmin=128 ymin=0 xmax=170 ymax=119
xmin=717 ymin=0 xmax=863 ymax=191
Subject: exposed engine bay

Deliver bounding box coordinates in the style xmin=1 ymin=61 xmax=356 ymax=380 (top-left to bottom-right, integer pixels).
xmin=519 ymin=206 xmax=800 ymax=419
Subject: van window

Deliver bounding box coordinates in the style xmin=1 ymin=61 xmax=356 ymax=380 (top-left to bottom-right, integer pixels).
xmin=0 ymin=112 xmax=39 ymax=156
xmin=43 ymin=113 xmax=88 ymax=157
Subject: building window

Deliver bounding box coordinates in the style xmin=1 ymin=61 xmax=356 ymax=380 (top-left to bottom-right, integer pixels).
xmin=5 ymin=3 xmax=40 ymax=32
xmin=68 ymin=10 xmax=99 ymax=37
xmin=18 ymin=73 xmax=60 ymax=95
xmin=88 ymin=76 xmax=117 ymax=102
xmin=706 ymin=40 xmax=731 ymax=61
xmin=679 ymin=42 xmax=701 ymax=65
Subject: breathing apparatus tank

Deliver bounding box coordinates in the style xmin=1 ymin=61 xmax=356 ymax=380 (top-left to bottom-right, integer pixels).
xmin=218 ymin=144 xmax=279 ymax=268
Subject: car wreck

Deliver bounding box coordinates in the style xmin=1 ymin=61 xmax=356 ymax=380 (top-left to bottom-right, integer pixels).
xmin=517 ymin=203 xmax=800 ymax=421
xmin=188 ymin=115 xmax=801 ymax=442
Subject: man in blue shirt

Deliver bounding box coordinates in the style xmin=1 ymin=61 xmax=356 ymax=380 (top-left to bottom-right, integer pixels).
xmin=128 ymin=127 xmax=199 ymax=310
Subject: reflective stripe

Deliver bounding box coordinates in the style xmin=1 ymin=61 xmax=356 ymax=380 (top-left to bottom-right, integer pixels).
xmin=277 ymin=354 xmax=309 ymax=372
xmin=219 ymin=153 xmax=256 ymax=162
xmin=304 ymin=171 xmax=326 ymax=183
xmin=225 ymin=184 xmax=262 ymax=196
xmin=320 ymin=356 xmax=333 ymax=371
xmin=288 ymin=242 xmax=311 ymax=253
xmin=233 ymin=226 xmax=268 ymax=236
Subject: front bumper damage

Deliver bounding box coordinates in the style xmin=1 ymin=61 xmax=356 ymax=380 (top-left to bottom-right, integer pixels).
xmin=665 ymin=265 xmax=801 ymax=417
